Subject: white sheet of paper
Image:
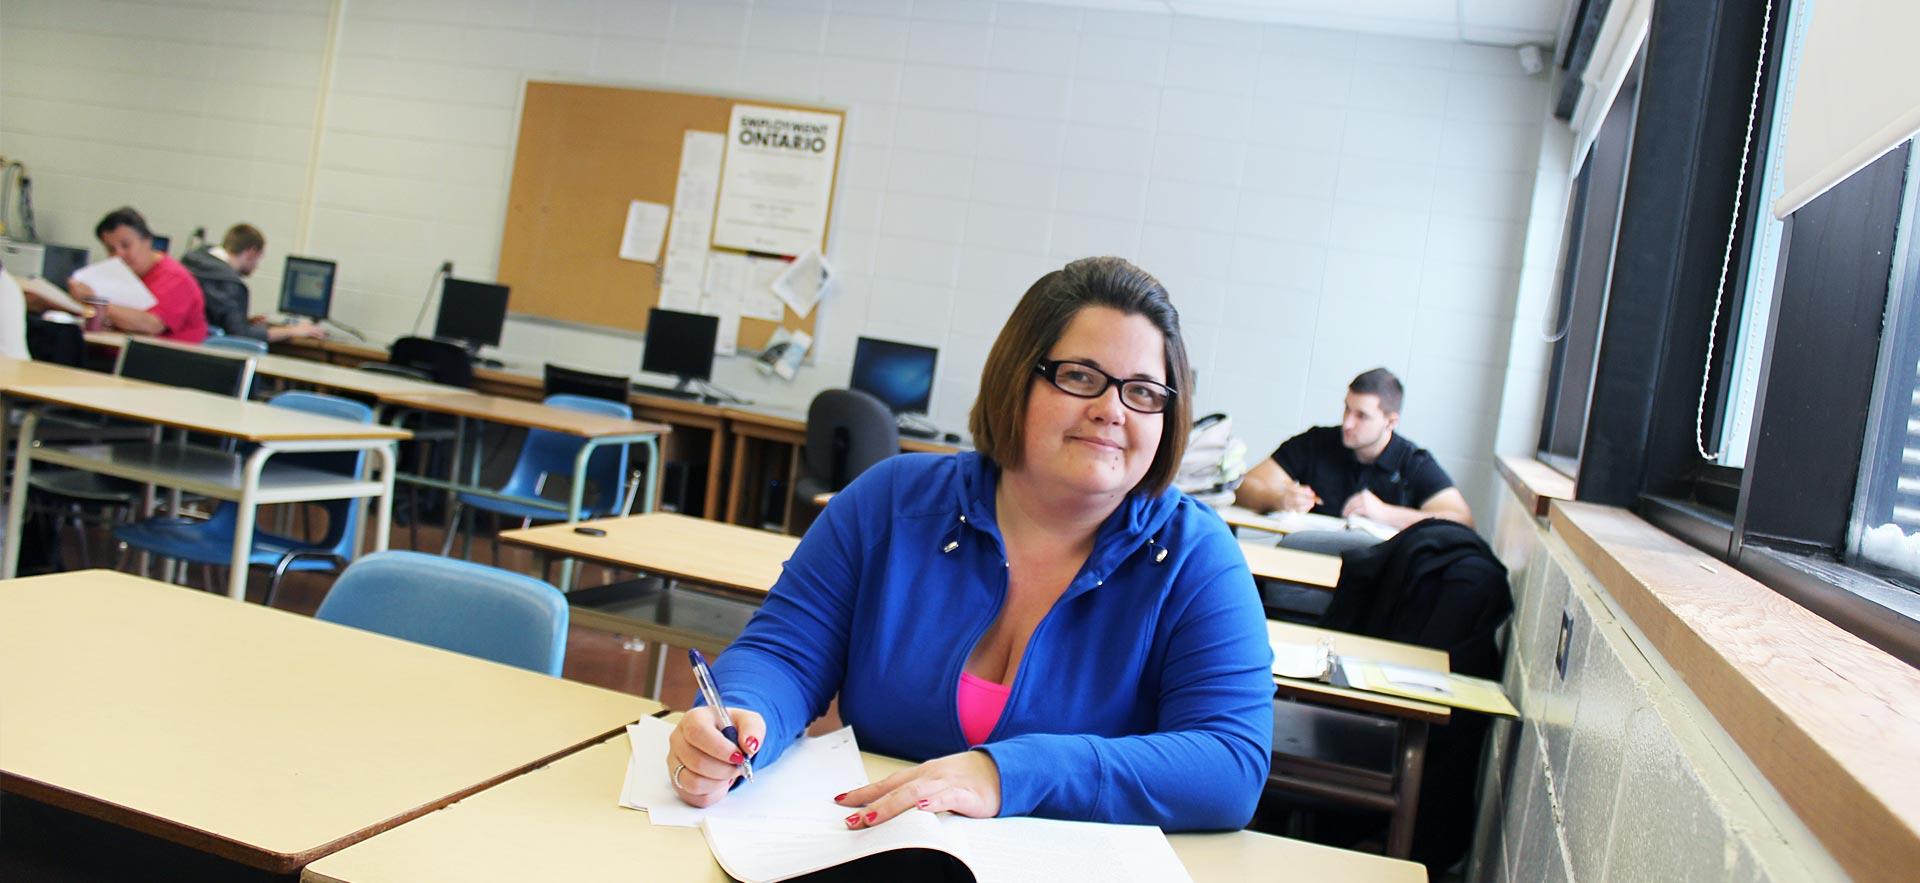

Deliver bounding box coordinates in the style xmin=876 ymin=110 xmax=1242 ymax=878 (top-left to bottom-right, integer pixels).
xmin=68 ymin=257 xmax=155 ymax=309
xmin=661 ymin=131 xmax=726 ymax=306
xmin=620 ymin=717 xmax=867 ymax=828
xmin=951 ymin=816 xmax=1194 ymax=883
xmin=771 ymin=247 xmax=833 ymax=318
xmin=18 ymin=275 xmax=85 ymax=314
xmin=1374 ymin=662 xmax=1454 ymax=696
xmin=742 ymin=255 xmax=789 ymax=321
xmin=619 ymin=200 xmax=670 ymax=263
xmin=1269 ymin=640 xmax=1329 ymax=680
xmin=712 ymin=309 xmax=740 ymax=356
xmin=714 ymin=105 xmax=841 ymax=256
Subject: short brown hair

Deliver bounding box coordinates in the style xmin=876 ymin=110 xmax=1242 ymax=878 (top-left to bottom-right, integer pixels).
xmin=1349 ymin=368 xmax=1404 ymax=414
xmin=222 ymin=223 xmax=265 ymax=255
xmin=968 ymin=257 xmax=1193 ymax=495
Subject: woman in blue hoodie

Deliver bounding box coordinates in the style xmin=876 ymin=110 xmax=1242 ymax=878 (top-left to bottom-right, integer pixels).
xmin=668 ymin=257 xmax=1273 ymax=832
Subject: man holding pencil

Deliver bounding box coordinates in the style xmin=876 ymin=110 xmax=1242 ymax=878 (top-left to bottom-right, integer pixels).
xmin=1236 ymin=368 xmax=1471 ymax=529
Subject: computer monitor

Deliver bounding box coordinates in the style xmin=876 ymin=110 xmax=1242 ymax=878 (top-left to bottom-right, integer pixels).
xmin=151 ymin=235 xmax=171 ymax=254
xmin=850 ymin=337 xmax=937 ymax=415
xmin=277 ymin=256 xmax=336 ymax=320
xmin=641 ymin=308 xmax=719 ymax=382
xmin=39 ymin=244 xmax=88 ymax=290
xmin=433 ymin=277 xmax=510 ymax=351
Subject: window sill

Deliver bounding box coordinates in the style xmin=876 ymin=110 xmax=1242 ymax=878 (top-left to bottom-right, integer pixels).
xmin=1549 ymin=499 xmax=1920 ymax=881
xmin=1497 ymin=454 xmax=1576 ymax=518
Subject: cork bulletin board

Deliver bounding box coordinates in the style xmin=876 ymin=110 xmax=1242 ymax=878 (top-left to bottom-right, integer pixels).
xmin=497 ymin=81 xmax=842 ymax=350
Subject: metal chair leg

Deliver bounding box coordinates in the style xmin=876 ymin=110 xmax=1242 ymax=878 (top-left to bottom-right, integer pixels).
xmin=439 ymin=500 xmax=465 ymax=558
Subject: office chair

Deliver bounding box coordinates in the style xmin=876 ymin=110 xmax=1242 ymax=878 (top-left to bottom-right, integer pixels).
xmin=542 ymin=363 xmax=631 ymax=404
xmin=390 ymin=336 xmax=474 ymax=389
xmin=110 ymin=391 xmax=376 ymax=604
xmin=24 ymin=314 xmax=85 ymax=367
xmin=439 ymin=394 xmax=633 ymax=562
xmin=792 ymin=389 xmax=898 ymax=532
xmin=317 ymin=550 xmax=570 ymax=676
xmin=202 ymin=335 xmax=268 ymax=356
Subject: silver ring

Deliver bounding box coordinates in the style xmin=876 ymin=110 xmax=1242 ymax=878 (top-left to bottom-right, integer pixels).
xmin=671 ymin=761 xmax=687 ymax=790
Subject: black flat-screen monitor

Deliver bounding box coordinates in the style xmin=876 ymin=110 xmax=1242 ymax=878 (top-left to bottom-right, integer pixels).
xmin=641 ymin=308 xmax=719 ymax=382
xmin=39 ymin=244 xmax=87 ymax=290
xmin=851 ymin=337 xmax=937 ymax=415
xmin=434 ymin=277 xmax=509 ymax=350
xmin=277 ymin=256 xmax=336 ymax=320
xmin=150 ymin=235 xmax=171 ymax=254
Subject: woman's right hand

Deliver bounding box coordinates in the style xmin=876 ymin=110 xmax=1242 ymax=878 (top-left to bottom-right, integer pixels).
xmin=666 ymin=705 xmax=767 ymax=807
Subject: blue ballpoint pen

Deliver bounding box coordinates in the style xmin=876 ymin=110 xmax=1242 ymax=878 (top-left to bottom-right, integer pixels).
xmin=688 ymin=648 xmax=754 ymax=781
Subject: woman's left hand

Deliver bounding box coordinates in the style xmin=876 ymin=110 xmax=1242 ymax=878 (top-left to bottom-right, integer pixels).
xmin=834 ymin=750 xmax=1002 ymax=828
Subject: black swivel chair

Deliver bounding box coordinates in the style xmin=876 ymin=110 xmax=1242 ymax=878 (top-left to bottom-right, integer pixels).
xmin=389 ymin=336 xmax=474 ymax=389
xmin=791 ymin=389 xmax=898 ymax=533
xmin=25 ymin=315 xmax=85 ymax=367
xmin=543 ymin=363 xmax=631 ymax=404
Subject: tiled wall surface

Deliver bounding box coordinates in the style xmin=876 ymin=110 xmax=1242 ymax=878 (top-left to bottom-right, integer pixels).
xmin=0 ymin=0 xmax=1549 ymax=521
xmin=1475 ymin=487 xmax=1845 ymax=882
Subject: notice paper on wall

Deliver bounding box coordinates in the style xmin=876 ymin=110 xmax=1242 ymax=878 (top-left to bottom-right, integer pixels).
xmin=618 ymin=200 xmax=669 ymax=264
xmin=713 ymin=105 xmax=841 ymax=257
xmin=661 ymin=130 xmax=726 ymax=312
xmin=771 ymin=247 xmax=833 ymax=318
xmin=701 ymin=251 xmax=787 ymax=323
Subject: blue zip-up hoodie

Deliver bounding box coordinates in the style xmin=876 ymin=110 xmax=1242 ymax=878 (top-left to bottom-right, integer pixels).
xmin=712 ymin=451 xmax=1274 ymax=831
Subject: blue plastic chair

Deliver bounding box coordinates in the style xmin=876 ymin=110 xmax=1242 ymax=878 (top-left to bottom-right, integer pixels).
xmin=316 ymin=551 xmax=569 ymax=676
xmin=440 ymin=394 xmax=633 ymax=558
xmin=202 ymin=335 xmax=268 ymax=356
xmin=111 ymin=391 xmax=375 ymax=604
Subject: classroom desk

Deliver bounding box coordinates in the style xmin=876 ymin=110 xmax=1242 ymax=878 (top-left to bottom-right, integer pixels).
xmin=499 ymin=512 xmax=796 ymax=695
xmin=719 ymin=404 xmax=963 ymax=528
xmin=0 ymin=570 xmax=662 ymax=874
xmin=1240 ymin=540 xmax=1342 ymax=589
xmin=0 ymin=378 xmax=409 ymax=600
xmin=1267 ymin=620 xmax=1450 ymax=858
xmin=301 ymin=731 xmax=1426 ymax=883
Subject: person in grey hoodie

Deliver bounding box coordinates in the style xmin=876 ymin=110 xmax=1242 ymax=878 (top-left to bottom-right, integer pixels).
xmin=180 ymin=223 xmax=323 ymax=343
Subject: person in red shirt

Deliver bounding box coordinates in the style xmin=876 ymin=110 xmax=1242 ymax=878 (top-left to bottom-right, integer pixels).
xmin=65 ymin=207 xmax=209 ymax=343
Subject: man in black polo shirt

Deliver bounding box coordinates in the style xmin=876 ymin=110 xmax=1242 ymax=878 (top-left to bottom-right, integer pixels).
xmin=1237 ymin=368 xmax=1473 ymax=529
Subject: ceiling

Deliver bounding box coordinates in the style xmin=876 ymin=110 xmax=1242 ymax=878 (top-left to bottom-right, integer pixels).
xmin=999 ymin=0 xmax=1570 ymax=47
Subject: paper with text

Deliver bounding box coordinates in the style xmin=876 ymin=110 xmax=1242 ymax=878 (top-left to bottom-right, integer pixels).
xmin=68 ymin=258 xmax=155 ymax=309
xmin=620 ymin=717 xmax=866 ymax=828
xmin=618 ymin=200 xmax=669 ymax=263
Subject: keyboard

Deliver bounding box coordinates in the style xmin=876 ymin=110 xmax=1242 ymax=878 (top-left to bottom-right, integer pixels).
xmin=898 ymin=424 xmax=939 ymax=440
xmin=632 ymin=383 xmax=699 ymax=400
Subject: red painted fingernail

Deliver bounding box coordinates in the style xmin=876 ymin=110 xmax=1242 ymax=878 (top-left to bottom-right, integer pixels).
xmin=845 ymin=813 xmax=860 ymax=828
xmin=744 ymin=736 xmax=760 ymax=753
xmin=834 ymin=792 xmax=848 ymax=802
xmin=864 ymin=811 xmax=878 ymax=823
xmin=916 ymin=799 xmax=930 ymax=809
xmin=730 ymin=752 xmax=745 ymax=764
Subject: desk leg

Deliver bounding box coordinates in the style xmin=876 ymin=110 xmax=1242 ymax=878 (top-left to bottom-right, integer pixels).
xmin=558 ymin=440 xmax=598 ymax=591
xmin=229 ymin=448 xmax=273 ymax=601
xmin=724 ymin=432 xmax=750 ymax=525
xmin=640 ymin=436 xmax=660 ymax=515
xmin=370 ymin=441 xmax=395 ymax=554
xmin=1386 ymin=719 xmax=1429 ymax=859
xmin=2 ymin=411 xmax=39 ymax=579
xmin=703 ymin=427 xmax=724 ymax=520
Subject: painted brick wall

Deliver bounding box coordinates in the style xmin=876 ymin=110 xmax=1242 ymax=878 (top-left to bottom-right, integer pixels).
xmin=0 ymin=0 xmax=1547 ymax=522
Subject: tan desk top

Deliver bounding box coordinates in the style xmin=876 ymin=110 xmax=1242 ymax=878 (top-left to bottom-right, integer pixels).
xmin=3 ymin=383 xmax=411 ymax=442
xmin=1268 ymin=620 xmax=1451 ymax=722
xmin=253 ymin=353 xmax=473 ymax=399
xmin=0 ymin=357 xmax=135 ymax=389
xmin=1239 ymin=541 xmax=1341 ymax=589
xmin=381 ymin=390 xmax=670 ymax=438
xmin=0 ymin=571 xmax=661 ymax=873
xmin=499 ymin=512 xmax=797 ymax=596
xmin=303 ymin=733 xmax=1425 ymax=883
xmin=722 ymin=404 xmax=964 ymax=454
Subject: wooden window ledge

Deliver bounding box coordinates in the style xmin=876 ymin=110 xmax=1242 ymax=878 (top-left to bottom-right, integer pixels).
xmin=1497 ymin=454 xmax=1575 ymax=518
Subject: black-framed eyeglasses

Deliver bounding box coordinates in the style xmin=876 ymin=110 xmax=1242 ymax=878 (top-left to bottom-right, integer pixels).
xmin=1034 ymin=360 xmax=1177 ymax=414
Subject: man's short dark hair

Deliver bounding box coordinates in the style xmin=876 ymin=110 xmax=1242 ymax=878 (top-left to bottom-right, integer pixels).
xmin=94 ymin=206 xmax=152 ymax=242
xmin=1349 ymin=368 xmax=1404 ymax=415
xmin=222 ymin=223 xmax=265 ymax=255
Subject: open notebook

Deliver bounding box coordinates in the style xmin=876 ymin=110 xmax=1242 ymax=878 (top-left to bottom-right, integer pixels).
xmin=622 ymin=718 xmax=1191 ymax=881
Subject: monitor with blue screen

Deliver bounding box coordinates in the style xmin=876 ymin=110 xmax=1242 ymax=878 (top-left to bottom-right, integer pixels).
xmin=850 ymin=337 xmax=938 ymax=415
xmin=278 ymin=256 xmax=336 ymax=320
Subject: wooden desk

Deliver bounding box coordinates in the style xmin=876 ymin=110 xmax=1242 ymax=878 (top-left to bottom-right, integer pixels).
xmin=302 ymin=732 xmax=1425 ymax=883
xmin=719 ymin=404 xmax=962 ymax=528
xmin=1266 ymin=620 xmax=1450 ymax=858
xmin=0 ymin=380 xmax=410 ymax=600
xmin=1240 ymin=541 xmax=1341 ymax=589
xmin=499 ymin=512 xmax=796 ymax=696
xmin=0 ymin=570 xmax=661 ymax=874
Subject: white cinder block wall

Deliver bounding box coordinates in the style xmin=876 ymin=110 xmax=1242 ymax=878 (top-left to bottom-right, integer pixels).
xmin=0 ymin=0 xmax=1547 ymax=523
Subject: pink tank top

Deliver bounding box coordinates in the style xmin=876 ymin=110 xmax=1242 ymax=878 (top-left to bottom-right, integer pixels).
xmin=956 ymin=671 xmax=1011 ymax=746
